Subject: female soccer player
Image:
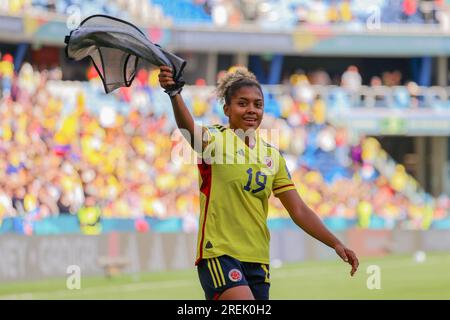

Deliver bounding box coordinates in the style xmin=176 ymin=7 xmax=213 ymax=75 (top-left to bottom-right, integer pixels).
xmin=159 ymin=66 xmax=359 ymax=300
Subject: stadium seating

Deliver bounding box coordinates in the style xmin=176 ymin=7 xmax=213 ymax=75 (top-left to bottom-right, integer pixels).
xmin=143 ymin=0 xmax=446 ymax=26
xmin=150 ymin=0 xmax=212 ymax=24
xmin=2 ymin=0 xmax=446 ymax=28
xmin=0 ymin=0 xmax=130 ymax=19
xmin=1 ymin=51 xmax=449 ymax=235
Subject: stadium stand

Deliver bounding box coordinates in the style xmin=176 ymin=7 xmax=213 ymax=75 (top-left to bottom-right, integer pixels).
xmin=1 ymin=0 xmax=448 ymax=28
xmin=1 ymin=0 xmax=129 ymax=20
xmin=1 ymin=50 xmax=448 ymax=235
xmin=146 ymin=0 xmax=450 ymax=27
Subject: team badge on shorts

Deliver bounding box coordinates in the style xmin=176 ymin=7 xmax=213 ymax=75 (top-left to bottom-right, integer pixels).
xmin=228 ymin=269 xmax=242 ymax=282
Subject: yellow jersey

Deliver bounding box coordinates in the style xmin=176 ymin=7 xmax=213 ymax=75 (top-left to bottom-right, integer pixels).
xmin=195 ymin=125 xmax=296 ymax=265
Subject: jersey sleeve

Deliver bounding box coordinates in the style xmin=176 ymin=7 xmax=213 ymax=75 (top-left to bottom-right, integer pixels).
xmin=272 ymin=152 xmax=296 ymax=196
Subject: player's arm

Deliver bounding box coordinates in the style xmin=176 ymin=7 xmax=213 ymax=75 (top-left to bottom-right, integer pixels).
xmin=277 ymin=189 xmax=359 ymax=276
xmin=158 ymin=66 xmax=207 ymax=152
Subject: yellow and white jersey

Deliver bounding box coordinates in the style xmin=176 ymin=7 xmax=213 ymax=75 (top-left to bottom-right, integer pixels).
xmin=195 ymin=124 xmax=295 ymax=265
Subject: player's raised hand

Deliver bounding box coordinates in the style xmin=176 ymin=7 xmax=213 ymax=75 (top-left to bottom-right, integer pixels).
xmin=159 ymin=65 xmax=185 ymax=97
xmin=334 ymin=244 xmax=359 ymax=276
xmin=159 ymin=66 xmax=176 ymax=90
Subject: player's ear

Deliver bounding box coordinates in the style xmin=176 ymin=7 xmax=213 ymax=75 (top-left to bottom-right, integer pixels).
xmin=223 ymin=104 xmax=230 ymax=117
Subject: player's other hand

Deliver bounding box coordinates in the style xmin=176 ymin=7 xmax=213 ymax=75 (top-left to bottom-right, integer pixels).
xmin=334 ymin=243 xmax=359 ymax=277
xmin=159 ymin=66 xmax=176 ymax=91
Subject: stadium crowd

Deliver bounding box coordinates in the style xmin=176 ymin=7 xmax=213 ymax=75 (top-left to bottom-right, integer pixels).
xmin=0 ymin=51 xmax=449 ymax=234
xmin=199 ymin=0 xmax=450 ymax=27
xmin=1 ymin=0 xmax=449 ymax=28
xmin=0 ymin=0 xmax=128 ymax=18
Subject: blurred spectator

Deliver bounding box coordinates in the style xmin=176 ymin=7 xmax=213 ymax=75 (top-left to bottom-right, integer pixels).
xmin=0 ymin=53 xmax=14 ymax=98
xmin=291 ymin=72 xmax=314 ymax=104
xmin=341 ymin=65 xmax=362 ymax=93
xmin=406 ymin=80 xmax=421 ymax=108
xmin=369 ymin=76 xmax=387 ymax=107
xmin=211 ymin=0 xmax=229 ymax=26
xmin=309 ymin=69 xmax=332 ymax=86
xmin=341 ymin=65 xmax=362 ymax=107
xmin=307 ymin=0 xmax=329 ymax=24
xmin=339 ymin=0 xmax=353 ymax=23
xmin=402 ymin=0 xmax=419 ymax=21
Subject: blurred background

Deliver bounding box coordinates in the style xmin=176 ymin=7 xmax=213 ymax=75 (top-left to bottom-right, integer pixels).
xmin=0 ymin=0 xmax=450 ymax=299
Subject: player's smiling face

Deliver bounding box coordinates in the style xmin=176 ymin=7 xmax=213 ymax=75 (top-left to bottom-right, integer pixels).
xmin=224 ymin=86 xmax=264 ymax=131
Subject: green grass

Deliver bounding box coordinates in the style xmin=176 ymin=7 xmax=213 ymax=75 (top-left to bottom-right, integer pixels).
xmin=1 ymin=252 xmax=449 ymax=300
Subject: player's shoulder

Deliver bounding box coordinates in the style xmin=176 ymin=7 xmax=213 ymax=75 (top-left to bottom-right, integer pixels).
xmin=260 ymin=139 xmax=282 ymax=154
xmin=205 ymin=124 xmax=227 ymax=133
xmin=261 ymin=139 xmax=276 ymax=149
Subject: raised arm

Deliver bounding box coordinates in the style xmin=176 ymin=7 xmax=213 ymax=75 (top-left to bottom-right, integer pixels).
xmin=158 ymin=66 xmax=205 ymax=152
xmin=277 ymin=189 xmax=359 ymax=276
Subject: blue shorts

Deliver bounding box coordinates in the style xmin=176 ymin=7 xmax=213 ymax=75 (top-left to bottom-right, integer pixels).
xmin=197 ymin=255 xmax=270 ymax=300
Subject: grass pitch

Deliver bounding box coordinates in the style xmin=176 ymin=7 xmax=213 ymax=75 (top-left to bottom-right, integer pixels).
xmin=1 ymin=252 xmax=449 ymax=300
